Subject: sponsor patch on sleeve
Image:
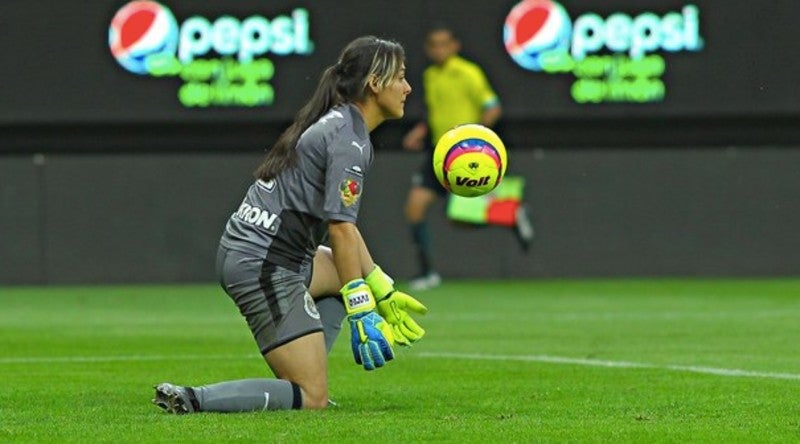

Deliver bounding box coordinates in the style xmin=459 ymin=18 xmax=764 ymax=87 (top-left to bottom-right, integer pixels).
xmin=339 ymin=178 xmax=361 ymax=207
xmin=345 ymin=165 xmax=364 ymax=177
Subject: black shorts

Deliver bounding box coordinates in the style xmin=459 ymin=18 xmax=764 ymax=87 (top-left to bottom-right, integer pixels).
xmin=412 ymin=148 xmax=448 ymax=197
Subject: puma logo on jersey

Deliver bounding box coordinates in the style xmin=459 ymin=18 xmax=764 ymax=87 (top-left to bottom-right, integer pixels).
xmin=351 ymin=141 xmax=367 ymax=153
xmin=234 ymin=202 xmax=279 ymax=231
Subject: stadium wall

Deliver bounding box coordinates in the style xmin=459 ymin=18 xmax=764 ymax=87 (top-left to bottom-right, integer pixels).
xmin=3 ymin=0 xmax=800 ymax=284
xmin=2 ymin=147 xmax=799 ymax=285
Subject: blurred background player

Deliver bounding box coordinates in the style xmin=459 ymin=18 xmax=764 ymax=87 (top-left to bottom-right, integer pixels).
xmin=153 ymin=36 xmax=427 ymax=413
xmin=402 ymin=24 xmax=532 ymax=291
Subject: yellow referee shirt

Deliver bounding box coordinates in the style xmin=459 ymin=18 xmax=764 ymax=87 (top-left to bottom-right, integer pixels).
xmin=423 ymin=55 xmax=500 ymax=144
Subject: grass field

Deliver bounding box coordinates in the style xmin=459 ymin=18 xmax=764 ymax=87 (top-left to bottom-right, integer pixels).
xmin=1 ymin=279 xmax=799 ymax=442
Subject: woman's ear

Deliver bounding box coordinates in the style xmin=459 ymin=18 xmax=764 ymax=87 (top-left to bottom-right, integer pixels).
xmin=367 ymin=75 xmax=381 ymax=94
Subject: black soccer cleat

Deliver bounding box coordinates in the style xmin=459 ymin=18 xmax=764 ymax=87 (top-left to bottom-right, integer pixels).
xmin=152 ymin=382 xmax=198 ymax=414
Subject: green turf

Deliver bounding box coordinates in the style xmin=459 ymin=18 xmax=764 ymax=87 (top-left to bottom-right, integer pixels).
xmin=1 ymin=279 xmax=799 ymax=442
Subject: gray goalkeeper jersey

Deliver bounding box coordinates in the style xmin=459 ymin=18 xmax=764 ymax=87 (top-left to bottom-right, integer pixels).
xmin=220 ymin=103 xmax=373 ymax=270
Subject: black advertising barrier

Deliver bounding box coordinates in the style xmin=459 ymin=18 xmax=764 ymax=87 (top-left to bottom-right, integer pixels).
xmin=0 ymin=1 xmax=798 ymax=125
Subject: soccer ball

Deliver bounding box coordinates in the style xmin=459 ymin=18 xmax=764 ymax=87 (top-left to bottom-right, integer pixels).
xmin=432 ymin=124 xmax=508 ymax=197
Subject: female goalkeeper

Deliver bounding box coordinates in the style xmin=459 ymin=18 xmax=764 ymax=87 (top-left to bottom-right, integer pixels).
xmin=153 ymin=36 xmax=427 ymax=413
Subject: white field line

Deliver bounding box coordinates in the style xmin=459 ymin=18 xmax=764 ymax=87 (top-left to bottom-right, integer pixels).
xmin=1 ymin=352 xmax=798 ymax=381
xmin=0 ymin=354 xmax=249 ymax=364
xmin=415 ymin=352 xmax=800 ymax=381
xmin=428 ymin=309 xmax=798 ymax=321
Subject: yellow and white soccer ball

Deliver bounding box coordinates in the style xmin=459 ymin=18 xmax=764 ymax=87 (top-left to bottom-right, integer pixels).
xmin=432 ymin=124 xmax=508 ymax=197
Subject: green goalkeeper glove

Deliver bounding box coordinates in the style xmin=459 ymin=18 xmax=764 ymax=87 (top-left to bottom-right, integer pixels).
xmin=341 ymin=279 xmax=394 ymax=370
xmin=365 ymin=265 xmax=429 ymax=346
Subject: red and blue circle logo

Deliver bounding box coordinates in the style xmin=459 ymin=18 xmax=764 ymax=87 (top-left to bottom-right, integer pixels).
xmin=504 ymin=0 xmax=572 ymax=71
xmin=108 ymin=1 xmax=179 ymax=75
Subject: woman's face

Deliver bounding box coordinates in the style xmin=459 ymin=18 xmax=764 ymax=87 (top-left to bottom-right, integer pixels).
xmin=375 ymin=65 xmax=412 ymax=119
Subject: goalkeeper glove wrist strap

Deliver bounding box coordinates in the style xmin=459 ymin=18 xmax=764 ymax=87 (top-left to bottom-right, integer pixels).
xmin=365 ymin=265 xmax=395 ymax=301
xmin=341 ymin=278 xmax=376 ymax=315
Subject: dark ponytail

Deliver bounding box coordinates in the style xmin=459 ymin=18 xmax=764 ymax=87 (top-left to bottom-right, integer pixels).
xmin=254 ymin=66 xmax=340 ymax=180
xmin=255 ymin=36 xmax=405 ymax=181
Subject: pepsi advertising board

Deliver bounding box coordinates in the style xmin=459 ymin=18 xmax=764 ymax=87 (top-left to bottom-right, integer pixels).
xmin=1 ymin=0 xmax=799 ymax=125
xmin=108 ymin=1 xmax=313 ymax=108
xmin=505 ymin=1 xmax=702 ymax=104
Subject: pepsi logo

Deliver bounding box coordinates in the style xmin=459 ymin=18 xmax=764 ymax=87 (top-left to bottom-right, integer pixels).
xmin=109 ymin=1 xmax=179 ymax=75
xmin=504 ymin=0 xmax=572 ymax=71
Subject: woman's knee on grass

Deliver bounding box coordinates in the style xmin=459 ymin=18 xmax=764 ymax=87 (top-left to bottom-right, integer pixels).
xmin=265 ymin=332 xmax=329 ymax=409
